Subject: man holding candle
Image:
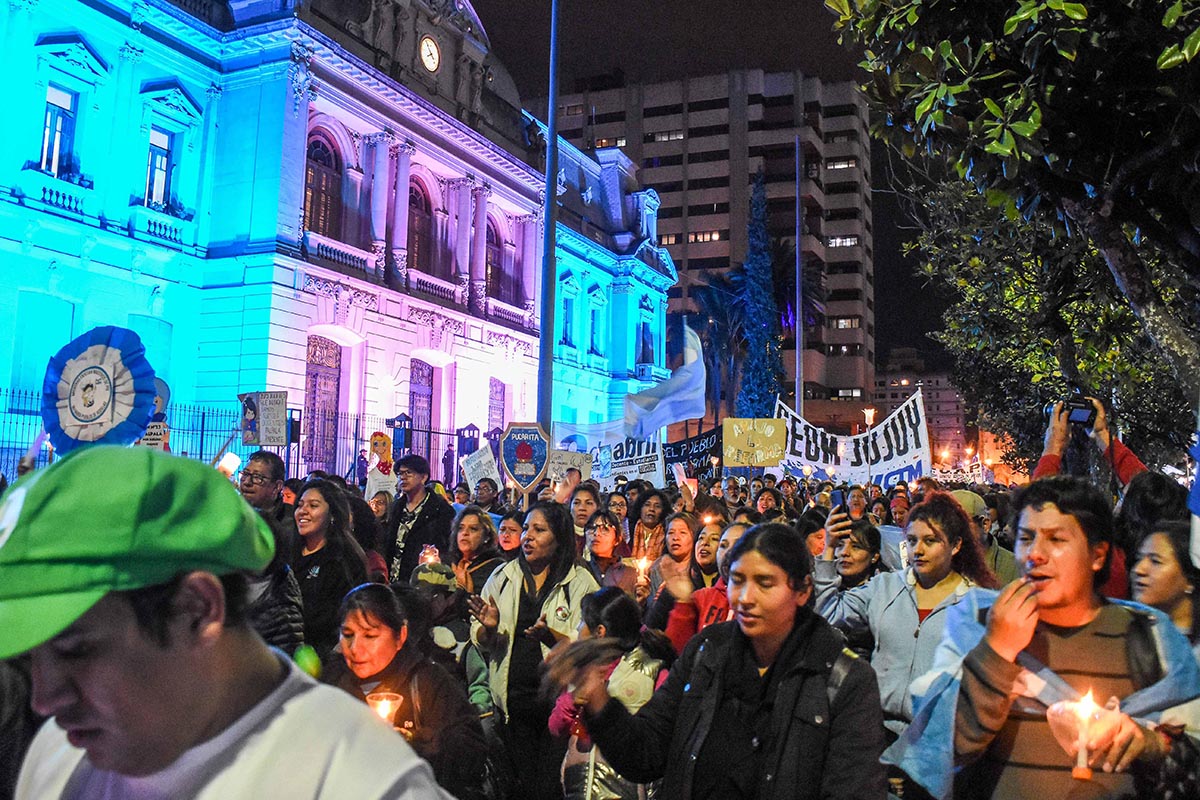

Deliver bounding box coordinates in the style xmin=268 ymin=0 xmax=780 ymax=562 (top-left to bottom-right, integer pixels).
xmin=1 ymin=446 xmax=451 ymax=799
xmin=886 ymin=475 xmax=1200 ymax=799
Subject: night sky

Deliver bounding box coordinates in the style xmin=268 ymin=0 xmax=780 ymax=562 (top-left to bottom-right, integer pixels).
xmin=470 ymin=0 xmax=949 ymax=363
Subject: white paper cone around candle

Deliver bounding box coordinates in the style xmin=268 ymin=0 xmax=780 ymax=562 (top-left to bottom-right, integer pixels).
xmin=217 ymin=452 xmax=241 ymax=478
xmin=366 ymin=691 xmax=402 ymax=722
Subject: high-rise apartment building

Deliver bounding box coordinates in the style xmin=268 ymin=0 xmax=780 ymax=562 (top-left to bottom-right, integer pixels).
xmin=873 ymin=348 xmax=967 ymax=467
xmin=548 ymin=69 xmax=875 ymax=431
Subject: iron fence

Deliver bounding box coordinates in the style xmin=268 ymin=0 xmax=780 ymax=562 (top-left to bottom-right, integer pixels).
xmin=0 ymin=387 xmax=500 ymax=488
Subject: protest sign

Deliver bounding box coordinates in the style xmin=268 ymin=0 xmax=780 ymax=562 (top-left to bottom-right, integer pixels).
xmin=460 ymin=444 xmax=504 ymax=493
xmin=547 ymin=449 xmax=593 ymax=483
xmin=137 ymin=421 xmax=170 ymax=451
xmin=722 ymin=418 xmax=787 ymax=467
xmin=773 ymin=390 xmax=932 ymax=487
xmin=500 ymin=423 xmax=550 ymax=494
xmin=663 ymin=428 xmax=722 ymax=480
xmin=238 ymin=391 xmax=288 ymax=446
xmin=553 ymin=420 xmax=665 ymax=492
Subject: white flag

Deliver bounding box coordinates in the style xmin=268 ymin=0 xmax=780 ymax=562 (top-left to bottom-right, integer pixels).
xmin=624 ymin=324 xmax=707 ymax=439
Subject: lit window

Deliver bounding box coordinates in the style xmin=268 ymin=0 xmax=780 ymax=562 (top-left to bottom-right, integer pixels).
xmin=651 ymin=129 xmax=684 ymax=142
xmin=145 ymin=126 xmax=173 ymax=208
xmin=825 ymin=157 xmax=858 ymax=170
xmin=41 ymin=85 xmax=77 ymax=178
xmin=594 ymin=136 xmax=626 ymax=148
xmin=827 ymin=235 xmax=859 ymax=248
xmin=687 ymin=230 xmax=722 ymax=243
xmin=659 ymin=233 xmax=679 ymax=245
xmin=830 ymin=316 xmax=861 ymax=329
xmin=564 ymin=103 xmax=584 ymax=116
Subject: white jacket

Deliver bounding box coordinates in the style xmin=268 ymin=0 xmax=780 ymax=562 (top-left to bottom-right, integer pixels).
xmin=471 ymin=558 xmax=599 ymax=721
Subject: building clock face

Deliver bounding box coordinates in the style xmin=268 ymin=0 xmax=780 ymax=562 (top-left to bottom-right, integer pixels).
xmin=419 ymin=36 xmax=440 ymax=72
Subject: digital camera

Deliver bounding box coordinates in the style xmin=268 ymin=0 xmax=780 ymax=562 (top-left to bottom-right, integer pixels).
xmin=1042 ymin=391 xmax=1097 ymax=428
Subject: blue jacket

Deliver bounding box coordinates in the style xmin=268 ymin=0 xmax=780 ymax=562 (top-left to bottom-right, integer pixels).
xmin=885 ymin=589 xmax=1200 ymax=800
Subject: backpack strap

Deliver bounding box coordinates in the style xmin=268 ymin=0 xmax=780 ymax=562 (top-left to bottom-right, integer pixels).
xmin=826 ymin=647 xmax=857 ymax=708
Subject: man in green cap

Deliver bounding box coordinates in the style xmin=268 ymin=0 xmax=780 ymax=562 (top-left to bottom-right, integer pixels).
xmin=2 ymin=446 xmax=451 ymax=799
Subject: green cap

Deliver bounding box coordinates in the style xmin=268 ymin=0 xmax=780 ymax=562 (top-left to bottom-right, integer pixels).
xmin=0 ymin=445 xmax=274 ymax=658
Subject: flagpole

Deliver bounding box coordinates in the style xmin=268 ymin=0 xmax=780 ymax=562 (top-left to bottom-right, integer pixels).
xmin=536 ymin=0 xmax=561 ymax=433
xmin=794 ymin=134 xmax=804 ymax=416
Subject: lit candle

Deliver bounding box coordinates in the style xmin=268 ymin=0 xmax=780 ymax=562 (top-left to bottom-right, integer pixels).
xmin=636 ymin=557 xmax=649 ymax=580
xmin=419 ymin=544 xmax=440 ymax=565
xmin=1073 ymin=689 xmax=1096 ymax=780
xmin=366 ymin=691 xmax=402 ymax=722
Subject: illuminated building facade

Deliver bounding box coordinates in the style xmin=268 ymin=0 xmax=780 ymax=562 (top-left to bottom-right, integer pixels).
xmin=0 ymin=0 xmax=671 ymax=473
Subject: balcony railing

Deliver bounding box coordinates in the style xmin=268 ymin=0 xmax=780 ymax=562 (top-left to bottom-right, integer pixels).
xmin=486 ymin=296 xmax=529 ymax=329
xmin=303 ymin=230 xmax=376 ymax=274
xmin=18 ymin=168 xmax=93 ymax=218
xmin=129 ymin=205 xmax=196 ymax=250
xmin=410 ymin=270 xmax=461 ymax=305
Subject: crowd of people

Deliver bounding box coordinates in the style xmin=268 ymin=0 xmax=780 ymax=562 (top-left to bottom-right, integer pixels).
xmin=1 ymin=397 xmax=1199 ymax=799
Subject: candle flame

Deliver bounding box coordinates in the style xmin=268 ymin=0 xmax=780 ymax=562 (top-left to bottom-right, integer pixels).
xmin=637 ymin=557 xmax=649 ymax=575
xmin=373 ymin=699 xmax=393 ymax=720
xmin=1077 ymin=689 xmax=1096 ymax=721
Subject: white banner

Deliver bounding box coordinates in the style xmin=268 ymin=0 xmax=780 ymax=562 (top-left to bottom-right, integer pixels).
xmin=553 ymin=420 xmax=665 ymax=492
xmin=547 ymin=449 xmax=593 ymax=483
xmin=773 ymin=390 xmax=931 ymax=488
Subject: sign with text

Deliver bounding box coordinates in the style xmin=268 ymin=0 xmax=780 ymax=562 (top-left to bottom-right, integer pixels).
xmin=552 ymin=420 xmax=665 ymax=492
xmin=722 ymin=418 xmax=787 ymax=467
xmin=547 ymin=449 xmax=593 ymax=483
xmin=238 ymin=391 xmax=288 ymax=446
xmin=499 ymin=422 xmax=550 ymax=493
xmin=664 ymin=428 xmax=722 ymax=480
xmin=136 ymin=421 xmax=170 ymax=451
xmin=460 ymin=444 xmax=504 ymax=494
xmin=773 ymin=390 xmax=931 ymax=487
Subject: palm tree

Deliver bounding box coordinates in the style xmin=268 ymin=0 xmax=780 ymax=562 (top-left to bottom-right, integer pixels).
xmin=770 ymin=235 xmax=826 ymax=347
xmin=691 ymin=268 xmax=746 ymax=425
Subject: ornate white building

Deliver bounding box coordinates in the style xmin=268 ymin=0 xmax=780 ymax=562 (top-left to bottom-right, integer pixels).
xmin=0 ymin=0 xmax=674 ymax=475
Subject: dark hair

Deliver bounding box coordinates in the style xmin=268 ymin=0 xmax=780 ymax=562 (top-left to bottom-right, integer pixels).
xmin=844 ymin=519 xmax=888 ymax=581
xmin=123 ymin=572 xmax=250 ymax=647
xmin=795 ymin=507 xmax=825 ymax=539
xmin=571 ymin=483 xmax=601 ymax=508
xmin=1138 ymin=521 xmax=1200 ymax=643
xmin=475 ymin=477 xmax=499 ymax=493
xmin=581 ymin=586 xmax=676 ymax=667
xmin=1012 ymin=476 xmax=1114 ymax=587
xmin=585 ymin=509 xmax=625 ymax=543
xmin=906 ymin=491 xmax=999 ymax=588
xmin=338 ymin=582 xmax=407 ymax=634
xmin=283 ymin=477 xmax=304 ymax=499
xmin=727 ymin=522 xmax=813 ymax=590
xmin=631 ymin=488 xmax=668 ymax=527
xmin=247 ymin=450 xmax=286 ymax=483
xmin=447 ymin=505 xmax=501 ymax=563
xmin=345 ymin=492 xmax=383 ymax=555
xmin=733 ymin=507 xmax=762 ymax=525
xmin=396 ymin=454 xmax=431 ymax=478
xmin=1116 ymin=471 xmax=1189 ymax=562
xmin=870 ymin=498 xmax=890 ymax=524
xmin=298 ymin=478 xmax=369 ymax=584
xmin=524 ymin=501 xmax=578 ymax=586
xmin=755 ymin=487 xmax=784 ymax=509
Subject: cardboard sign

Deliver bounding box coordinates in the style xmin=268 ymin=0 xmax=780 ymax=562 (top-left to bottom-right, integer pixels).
xmin=137 ymin=421 xmax=170 ymax=451
xmin=499 ymin=422 xmax=551 ymax=493
xmin=547 ymin=449 xmax=593 ymax=483
xmin=664 ymin=428 xmax=722 ymax=480
xmin=460 ymin=444 xmax=504 ymax=494
xmin=722 ymin=418 xmax=787 ymax=467
xmin=238 ymin=391 xmax=288 ymax=446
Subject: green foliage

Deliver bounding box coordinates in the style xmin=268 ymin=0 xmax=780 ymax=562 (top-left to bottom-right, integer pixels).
xmin=826 ymin=0 xmax=1200 ymax=407
xmin=736 ymin=173 xmax=786 ymax=417
xmin=907 ymin=179 xmax=1192 ymax=469
xmin=687 ymin=268 xmax=747 ymax=424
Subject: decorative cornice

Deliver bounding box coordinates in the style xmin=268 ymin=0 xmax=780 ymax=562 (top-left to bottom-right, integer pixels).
xmin=392 ymin=140 xmax=416 ymax=158
xmin=472 ymin=182 xmax=492 ymax=199
xmin=486 ymin=330 xmax=534 ymax=358
xmin=302 ymin=275 xmax=379 ymax=312
xmin=119 ymin=43 xmax=144 ymax=63
xmin=364 ymin=130 xmax=396 ymax=147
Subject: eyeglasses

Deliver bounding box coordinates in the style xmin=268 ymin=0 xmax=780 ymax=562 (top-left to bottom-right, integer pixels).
xmin=238 ymin=471 xmax=272 ymax=486
xmin=397 ymin=469 xmax=417 ymax=479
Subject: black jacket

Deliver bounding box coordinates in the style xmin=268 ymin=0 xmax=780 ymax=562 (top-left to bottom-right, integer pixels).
xmin=383 ymin=491 xmax=456 ymax=584
xmin=324 ymin=646 xmax=488 ymax=799
xmin=586 ymin=611 xmax=888 ymax=800
xmin=246 ymin=564 xmax=305 ymax=655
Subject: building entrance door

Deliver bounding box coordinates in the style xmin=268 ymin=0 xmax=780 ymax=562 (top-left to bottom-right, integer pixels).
xmin=303 ymin=335 xmax=341 ymax=474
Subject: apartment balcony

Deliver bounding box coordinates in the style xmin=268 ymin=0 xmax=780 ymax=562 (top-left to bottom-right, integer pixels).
xmin=302 ymin=230 xmax=377 ymax=276
xmin=17 ymin=167 xmax=95 ymax=221
xmin=128 ymin=205 xmax=196 ymax=251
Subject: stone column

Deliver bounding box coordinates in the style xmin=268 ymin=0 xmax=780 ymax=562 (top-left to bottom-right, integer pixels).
xmin=516 ymin=210 xmax=540 ymax=327
xmin=389 ymin=139 xmax=415 ymax=287
xmin=469 ymin=182 xmax=490 ymax=315
xmin=366 ymin=131 xmax=394 ymax=280
xmin=448 ymin=176 xmax=474 ymax=305
xmin=194 ymin=83 xmax=222 ymax=252
xmin=7 ymin=0 xmax=41 ymax=172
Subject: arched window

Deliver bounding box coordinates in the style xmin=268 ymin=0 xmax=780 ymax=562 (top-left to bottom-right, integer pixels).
xmin=485 ymin=221 xmax=517 ymax=304
xmin=408 ymin=181 xmax=434 ymax=276
xmin=303 ymin=133 xmax=342 ymax=239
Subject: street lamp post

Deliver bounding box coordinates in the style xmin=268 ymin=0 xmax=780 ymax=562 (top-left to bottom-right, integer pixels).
xmin=863 ymin=407 xmax=876 ymax=489
xmin=536 ymin=0 xmax=562 ymax=433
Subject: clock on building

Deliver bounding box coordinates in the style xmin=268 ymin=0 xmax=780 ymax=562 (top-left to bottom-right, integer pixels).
xmin=419 ymin=36 xmax=440 ymax=72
